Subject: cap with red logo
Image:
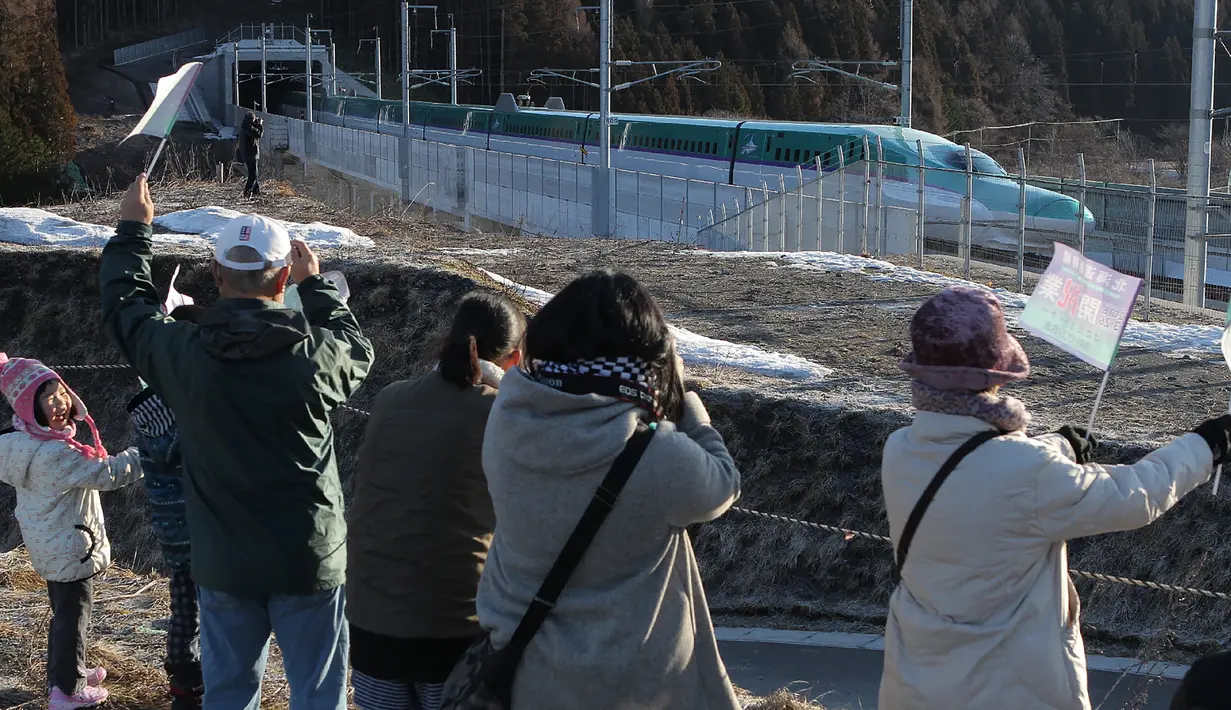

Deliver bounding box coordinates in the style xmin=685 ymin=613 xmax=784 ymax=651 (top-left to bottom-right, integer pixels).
xmin=214 ymin=214 xmax=292 ymax=271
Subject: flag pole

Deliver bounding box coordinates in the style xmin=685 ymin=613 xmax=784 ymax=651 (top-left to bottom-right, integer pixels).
xmin=1084 ymin=368 xmax=1112 ymax=445
xmin=146 ymin=136 xmax=170 ymax=176
xmin=1214 ymin=395 xmax=1231 ymax=495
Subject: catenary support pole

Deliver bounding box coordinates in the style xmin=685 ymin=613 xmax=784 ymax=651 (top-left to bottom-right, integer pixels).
xmin=374 ymin=30 xmax=382 ymax=100
xmin=1146 ymin=158 xmax=1157 ymax=321
xmin=1185 ymin=0 xmax=1216 ymax=308
xmin=260 ymin=24 xmax=267 ymax=112
xmin=916 ymin=140 xmax=925 ymax=268
xmin=1017 ymin=148 xmax=1027 ymax=292
xmin=305 ymin=16 xmax=313 ymax=123
xmin=449 ymin=26 xmax=458 ymax=104
xmin=401 ymin=2 xmax=410 ymax=136
xmin=596 ymin=0 xmax=613 ymax=236
xmin=900 ymin=0 xmax=912 ymax=127
xmin=1077 ymin=152 xmax=1087 ymax=254
xmin=963 ymin=142 xmax=973 ymax=279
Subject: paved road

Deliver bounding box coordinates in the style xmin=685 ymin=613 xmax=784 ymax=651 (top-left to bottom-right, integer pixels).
xmin=721 ymin=641 xmax=1179 ymax=709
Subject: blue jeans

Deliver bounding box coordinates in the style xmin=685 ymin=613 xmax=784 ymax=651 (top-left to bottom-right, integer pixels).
xmin=198 ymin=586 xmax=348 ymax=710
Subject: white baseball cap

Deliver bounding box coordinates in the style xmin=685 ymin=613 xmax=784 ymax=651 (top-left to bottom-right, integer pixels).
xmin=214 ymin=214 xmax=292 ymax=271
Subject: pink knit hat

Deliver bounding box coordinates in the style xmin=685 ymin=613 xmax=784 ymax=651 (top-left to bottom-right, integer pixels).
xmin=899 ymin=287 xmax=1030 ymax=391
xmin=0 ymin=354 xmax=107 ymax=459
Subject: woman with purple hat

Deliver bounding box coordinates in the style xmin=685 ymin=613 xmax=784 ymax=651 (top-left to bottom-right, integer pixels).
xmin=879 ymin=286 xmax=1231 ymax=710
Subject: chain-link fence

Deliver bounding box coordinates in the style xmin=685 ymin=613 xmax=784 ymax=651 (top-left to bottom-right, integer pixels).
xmin=693 ymin=142 xmax=1231 ymax=320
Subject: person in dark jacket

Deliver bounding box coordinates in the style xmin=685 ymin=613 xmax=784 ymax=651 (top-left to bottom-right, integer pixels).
xmin=239 ymin=112 xmax=264 ymax=198
xmin=348 ymin=292 xmax=525 ymax=710
xmin=126 ymin=304 xmax=207 ymax=710
xmin=1172 ymin=650 xmax=1231 ymax=709
xmin=100 ymin=174 xmax=374 ymax=710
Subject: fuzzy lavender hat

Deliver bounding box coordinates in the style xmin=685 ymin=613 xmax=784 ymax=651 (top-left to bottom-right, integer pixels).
xmin=899 ymin=287 xmax=1030 ymax=391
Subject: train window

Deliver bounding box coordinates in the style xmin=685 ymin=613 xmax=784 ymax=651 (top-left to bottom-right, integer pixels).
xmin=794 ymin=149 xmax=801 ymax=163
xmin=803 ymin=150 xmax=811 ymax=162
xmin=774 ymin=148 xmax=782 ymax=161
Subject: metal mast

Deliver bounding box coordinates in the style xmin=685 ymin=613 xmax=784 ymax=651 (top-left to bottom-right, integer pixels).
xmin=899 ymin=0 xmax=912 ymax=127
xmin=1184 ymin=0 xmax=1217 ymax=307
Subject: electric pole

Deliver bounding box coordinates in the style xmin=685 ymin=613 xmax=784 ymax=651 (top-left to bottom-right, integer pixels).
xmin=598 ymin=0 xmax=612 ymax=235
xmin=305 ymin=15 xmax=313 ymax=123
xmin=1184 ymin=0 xmax=1216 ymax=307
xmin=374 ymin=29 xmax=382 ymax=99
xmin=260 ymin=23 xmax=268 ymax=112
xmin=900 ymin=0 xmax=912 ymax=127
xmin=401 ymin=1 xmax=410 ymax=132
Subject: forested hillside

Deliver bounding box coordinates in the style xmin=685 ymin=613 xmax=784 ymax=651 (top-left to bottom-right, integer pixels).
xmin=1 ymin=0 xmax=76 ymax=204
xmin=38 ymin=0 xmax=1229 ymax=135
xmin=309 ymin=0 xmax=1223 ymax=134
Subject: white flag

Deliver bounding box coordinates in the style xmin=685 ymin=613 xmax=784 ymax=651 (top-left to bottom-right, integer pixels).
xmin=122 ymin=62 xmax=204 ymax=143
xmin=162 ymin=265 xmax=195 ymax=314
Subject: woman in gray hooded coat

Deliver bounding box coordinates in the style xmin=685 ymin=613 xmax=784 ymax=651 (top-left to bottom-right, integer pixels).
xmin=475 ymin=270 xmax=743 ymax=710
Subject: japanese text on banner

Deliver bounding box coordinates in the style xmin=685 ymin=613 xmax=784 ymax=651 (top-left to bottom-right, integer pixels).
xmin=1019 ymin=243 xmax=1142 ymax=371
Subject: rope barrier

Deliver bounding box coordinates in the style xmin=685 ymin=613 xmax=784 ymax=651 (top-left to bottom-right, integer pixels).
xmin=42 ymin=362 xmax=1231 ymax=602
xmin=726 ymin=507 xmax=1231 ymax=602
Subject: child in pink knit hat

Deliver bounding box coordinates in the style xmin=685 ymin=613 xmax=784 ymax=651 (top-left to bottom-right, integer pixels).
xmin=0 ymin=354 xmax=144 ymax=710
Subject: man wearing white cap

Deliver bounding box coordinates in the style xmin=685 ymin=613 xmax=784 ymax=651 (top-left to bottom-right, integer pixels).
xmin=99 ymin=175 xmax=374 ymax=710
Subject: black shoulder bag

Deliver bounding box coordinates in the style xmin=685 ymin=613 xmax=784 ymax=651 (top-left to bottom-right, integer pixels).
xmin=895 ymin=429 xmax=1002 ymax=576
xmin=440 ymin=424 xmax=657 ymax=710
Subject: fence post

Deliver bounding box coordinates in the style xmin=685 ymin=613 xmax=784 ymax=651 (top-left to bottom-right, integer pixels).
xmin=861 ymin=135 xmax=871 ymax=254
xmin=795 ymin=166 xmax=805 ymax=251
xmin=398 ymin=135 xmax=411 ymax=204
xmin=1146 ymin=158 xmax=1157 ymax=321
xmin=778 ymin=174 xmax=788 ymax=251
xmin=963 ymin=142 xmax=973 ymax=279
xmin=875 ymin=136 xmax=885 ymax=257
xmin=1077 ymin=152 xmax=1087 ymax=254
xmin=916 ymin=140 xmax=925 ymax=268
xmin=760 ymin=182 xmax=770 ymax=251
xmin=462 ymin=146 xmax=473 ymax=232
xmin=814 ymin=155 xmax=824 ymax=251
xmin=838 ymin=149 xmax=847 ymax=253
xmin=1016 ymin=148 xmax=1027 ymax=292
xmin=745 ymin=188 xmax=754 ymax=250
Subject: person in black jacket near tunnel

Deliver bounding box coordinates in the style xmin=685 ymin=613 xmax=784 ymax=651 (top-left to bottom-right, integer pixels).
xmin=238 ymin=112 xmax=264 ymax=198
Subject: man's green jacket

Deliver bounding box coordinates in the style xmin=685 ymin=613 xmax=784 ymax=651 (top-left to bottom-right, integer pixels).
xmin=100 ymin=220 xmax=374 ymax=595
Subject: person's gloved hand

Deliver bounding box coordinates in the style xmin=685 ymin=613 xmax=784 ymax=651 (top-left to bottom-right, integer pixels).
xmin=1194 ymin=414 xmax=1231 ymax=466
xmin=1056 ymin=425 xmax=1096 ymax=464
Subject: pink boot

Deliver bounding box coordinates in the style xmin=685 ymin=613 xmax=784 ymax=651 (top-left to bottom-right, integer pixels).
xmin=85 ymin=668 xmax=106 ymax=687
xmin=49 ymin=686 xmax=108 ymax=710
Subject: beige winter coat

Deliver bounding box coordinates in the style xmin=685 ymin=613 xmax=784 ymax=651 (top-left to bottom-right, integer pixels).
xmin=879 ymin=412 xmax=1213 ymax=710
xmin=0 ymin=431 xmax=143 ymax=582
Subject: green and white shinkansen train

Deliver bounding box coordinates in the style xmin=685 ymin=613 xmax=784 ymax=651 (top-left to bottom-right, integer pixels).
xmin=276 ymin=90 xmax=1093 ymax=249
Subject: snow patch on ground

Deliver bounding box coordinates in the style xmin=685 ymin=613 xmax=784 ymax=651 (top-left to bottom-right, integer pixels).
xmin=480 ymin=269 xmax=833 ymax=381
xmin=155 ymin=207 xmax=374 ymax=249
xmin=0 ymin=208 xmax=205 ymax=248
xmin=705 ymin=251 xmax=1225 ymax=356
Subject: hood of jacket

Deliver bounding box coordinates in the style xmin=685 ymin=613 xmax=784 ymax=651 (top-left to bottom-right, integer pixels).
xmin=485 ymin=367 xmax=647 ymax=478
xmin=199 ymin=299 xmax=310 ymax=361
xmin=0 ymin=431 xmax=44 ymax=490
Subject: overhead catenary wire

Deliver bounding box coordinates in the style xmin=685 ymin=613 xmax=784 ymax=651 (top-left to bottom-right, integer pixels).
xmin=47 ymin=360 xmax=1231 ymax=603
